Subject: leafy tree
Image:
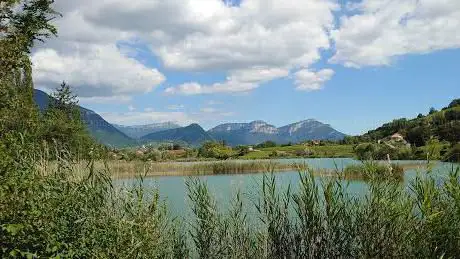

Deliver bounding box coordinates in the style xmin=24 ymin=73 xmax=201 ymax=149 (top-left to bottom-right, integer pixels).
xmin=0 ymin=0 xmax=60 ymax=157
xmin=256 ymin=141 xmax=277 ymax=148
xmin=448 ymin=98 xmax=460 ymax=109
xmin=236 ymin=145 xmax=250 ymax=156
xmin=425 ymin=138 xmax=442 ymax=161
xmin=198 ymin=142 xmax=233 ymax=159
xmin=445 ymin=109 xmax=460 ymax=121
xmin=429 ymin=107 xmax=438 ymax=115
xmin=354 ymin=143 xmax=377 ymax=160
xmin=417 ymin=113 xmax=424 ymax=119
xmin=41 ymin=82 xmax=94 ymax=158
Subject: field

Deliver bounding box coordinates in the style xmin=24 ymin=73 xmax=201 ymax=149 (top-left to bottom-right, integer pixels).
xmin=241 ymin=144 xmax=355 ymax=159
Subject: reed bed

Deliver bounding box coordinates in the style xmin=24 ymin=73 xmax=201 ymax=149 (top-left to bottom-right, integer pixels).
xmin=343 ymin=161 xmax=405 ymax=181
xmin=3 ymin=154 xmax=459 ymax=258
xmin=37 ymin=159 xmax=295 ymax=178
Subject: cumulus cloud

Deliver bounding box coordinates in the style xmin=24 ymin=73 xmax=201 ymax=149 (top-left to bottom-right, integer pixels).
xmin=35 ymin=0 xmax=339 ymax=96
xmin=101 ymin=107 xmax=236 ymax=126
xmin=330 ymin=0 xmax=460 ymax=67
xmin=31 ymin=0 xmax=460 ymax=98
xmin=32 ymin=45 xmax=165 ymax=98
xmin=86 ymin=0 xmax=337 ymax=71
xmin=294 ymin=69 xmax=334 ymax=91
xmin=100 ymin=111 xmax=194 ymax=126
xmin=165 ymin=67 xmax=289 ymax=95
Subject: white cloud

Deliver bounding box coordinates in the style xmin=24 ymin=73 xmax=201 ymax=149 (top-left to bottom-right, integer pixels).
xmin=85 ymin=0 xmax=337 ymax=71
xmin=34 ymin=0 xmax=339 ymax=96
xmin=128 ymin=105 xmax=136 ymax=111
xmin=78 ymin=95 xmax=132 ymax=104
xmin=32 ymin=45 xmax=165 ymax=98
xmin=165 ymin=67 xmax=289 ymax=95
xmin=331 ymin=0 xmax=460 ymax=67
xmin=31 ymin=0 xmax=460 ymax=99
xmin=101 ymin=111 xmax=194 ymax=126
xmin=294 ymin=69 xmax=334 ymax=91
xmin=101 ymin=108 xmax=236 ymax=126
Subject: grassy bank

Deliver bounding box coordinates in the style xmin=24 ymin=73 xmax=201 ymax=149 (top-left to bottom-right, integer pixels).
xmin=2 ymin=155 xmax=460 ymax=258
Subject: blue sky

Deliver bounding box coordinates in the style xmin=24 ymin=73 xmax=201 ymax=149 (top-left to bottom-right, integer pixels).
xmin=31 ymin=0 xmax=460 ymax=135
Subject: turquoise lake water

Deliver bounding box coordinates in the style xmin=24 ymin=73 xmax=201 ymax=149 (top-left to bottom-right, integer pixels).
xmin=115 ymin=158 xmax=458 ymax=218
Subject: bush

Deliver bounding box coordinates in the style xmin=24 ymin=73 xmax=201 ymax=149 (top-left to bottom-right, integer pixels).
xmin=256 ymin=141 xmax=277 ymax=148
xmin=198 ymin=142 xmax=233 ymax=159
xmin=444 ymin=143 xmax=460 ymax=162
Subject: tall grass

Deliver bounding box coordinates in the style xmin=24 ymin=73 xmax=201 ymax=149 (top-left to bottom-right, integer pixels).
xmin=37 ymin=159 xmax=293 ymax=178
xmin=2 ymin=149 xmax=460 ymax=258
xmin=343 ymin=161 xmax=405 ymax=181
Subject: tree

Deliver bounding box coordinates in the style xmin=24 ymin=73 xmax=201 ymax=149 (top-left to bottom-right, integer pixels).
xmin=41 ymin=83 xmax=94 ymax=157
xmin=417 ymin=113 xmax=424 ymax=119
xmin=236 ymin=145 xmax=250 ymax=156
xmin=256 ymin=141 xmax=277 ymax=148
xmin=0 ymin=0 xmax=60 ymax=150
xmin=354 ymin=143 xmax=377 ymax=160
xmin=448 ymin=99 xmax=460 ymax=109
xmin=198 ymin=141 xmax=233 ymax=159
xmin=429 ymin=107 xmax=438 ymax=115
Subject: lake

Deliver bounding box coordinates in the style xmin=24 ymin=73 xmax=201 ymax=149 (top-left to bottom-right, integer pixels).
xmin=115 ymin=158 xmax=458 ymax=217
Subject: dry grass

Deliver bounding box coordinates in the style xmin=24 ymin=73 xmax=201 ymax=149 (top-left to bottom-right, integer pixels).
xmin=36 ymin=159 xmax=427 ymax=180
xmin=37 ymin=159 xmax=296 ymax=178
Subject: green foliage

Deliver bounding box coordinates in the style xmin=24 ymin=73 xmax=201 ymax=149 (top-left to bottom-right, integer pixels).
xmin=448 ymin=98 xmax=460 ymax=108
xmin=0 ymin=152 xmax=188 ymax=258
xmin=256 ymin=140 xmax=277 ymax=148
xmin=0 ymin=0 xmax=96 ymax=161
xmin=40 ymin=82 xmax=95 ymax=158
xmin=235 ymin=145 xmax=250 ymax=156
xmin=343 ymin=161 xmax=404 ymax=181
xmin=354 ymin=142 xmax=415 ymax=160
xmin=429 ymin=107 xmax=438 ymax=115
xmin=349 ymin=101 xmax=459 ymax=147
xmin=443 ymin=143 xmax=460 ymax=162
xmin=198 ymin=141 xmax=234 ymax=159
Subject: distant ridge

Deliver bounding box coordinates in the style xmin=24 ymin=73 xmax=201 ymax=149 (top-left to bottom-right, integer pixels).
xmin=33 ymin=89 xmax=346 ymax=147
xmin=208 ymin=119 xmax=345 ymax=146
xmin=141 ymin=123 xmax=214 ymax=147
xmin=33 ymin=89 xmax=134 ymax=147
xmin=114 ymin=122 xmax=181 ymax=139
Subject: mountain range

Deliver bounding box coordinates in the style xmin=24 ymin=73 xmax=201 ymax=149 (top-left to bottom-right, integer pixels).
xmin=208 ymin=119 xmax=346 ymax=146
xmin=33 ymin=89 xmax=346 ymax=147
xmin=141 ymin=124 xmax=215 ymax=146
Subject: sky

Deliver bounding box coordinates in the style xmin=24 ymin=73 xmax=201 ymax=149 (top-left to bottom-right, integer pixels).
xmin=31 ymin=0 xmax=460 ymax=135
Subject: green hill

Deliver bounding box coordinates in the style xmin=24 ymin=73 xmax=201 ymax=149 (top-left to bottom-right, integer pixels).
xmin=350 ymin=99 xmax=459 ymax=146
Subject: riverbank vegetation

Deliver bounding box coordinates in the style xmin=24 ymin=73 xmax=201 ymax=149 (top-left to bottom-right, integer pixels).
xmin=343 ymin=162 xmax=405 ymax=181
xmin=2 ymin=151 xmax=460 ymax=257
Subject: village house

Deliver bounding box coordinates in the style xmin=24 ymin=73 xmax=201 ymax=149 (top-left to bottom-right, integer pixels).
xmin=390 ymin=133 xmax=404 ymax=142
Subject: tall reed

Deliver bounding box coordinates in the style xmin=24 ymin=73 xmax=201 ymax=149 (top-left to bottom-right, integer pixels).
xmin=2 ymin=147 xmax=459 ymax=258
